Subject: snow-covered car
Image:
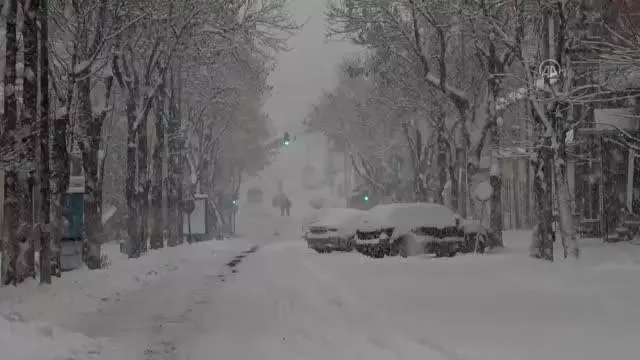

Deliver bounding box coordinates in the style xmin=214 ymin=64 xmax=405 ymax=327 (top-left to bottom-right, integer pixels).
xmin=301 ymin=208 xmax=332 ymax=231
xmin=354 ymin=203 xmax=487 ymax=258
xmin=303 ymin=208 xmax=365 ymax=253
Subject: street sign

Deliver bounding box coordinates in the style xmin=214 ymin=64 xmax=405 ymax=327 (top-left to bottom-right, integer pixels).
xmin=183 ymin=198 xmax=195 ymax=214
xmin=474 ymin=181 xmax=493 ymax=201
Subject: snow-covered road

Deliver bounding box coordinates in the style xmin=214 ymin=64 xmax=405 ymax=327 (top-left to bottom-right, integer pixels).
xmin=183 ymin=240 xmax=454 ymax=360
xmin=82 ymin=229 xmax=640 ymax=360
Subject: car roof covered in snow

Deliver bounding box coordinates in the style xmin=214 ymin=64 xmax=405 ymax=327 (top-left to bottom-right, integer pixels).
xmin=315 ymin=208 xmax=365 ymax=227
xmin=302 ymin=208 xmax=331 ymax=226
xmin=362 ymin=203 xmax=457 ymax=229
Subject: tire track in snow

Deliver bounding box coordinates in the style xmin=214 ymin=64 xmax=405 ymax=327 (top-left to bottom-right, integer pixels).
xmin=295 ymin=249 xmax=469 ymax=360
xmin=62 ymin=243 xmax=260 ymax=360
xmin=142 ymin=245 xmax=262 ymax=360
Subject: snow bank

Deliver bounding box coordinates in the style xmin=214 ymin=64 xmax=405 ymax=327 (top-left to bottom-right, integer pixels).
xmin=0 ymin=238 xmax=254 ymax=359
xmin=0 ymin=239 xmax=253 ymax=327
xmin=0 ymin=314 xmax=122 ymax=360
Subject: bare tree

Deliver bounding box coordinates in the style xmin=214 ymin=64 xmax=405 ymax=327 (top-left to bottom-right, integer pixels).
xmin=326 ymin=0 xmax=520 ymax=249
xmin=1 ymin=0 xmax=20 ymax=285
xmin=39 ymin=0 xmax=52 ymax=284
xmin=18 ymin=0 xmax=41 ymax=281
xmin=112 ymin=0 xmax=199 ymax=257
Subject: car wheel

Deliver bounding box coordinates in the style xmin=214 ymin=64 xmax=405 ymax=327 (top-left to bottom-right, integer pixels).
xmin=434 ymin=246 xmax=445 ymax=257
xmin=474 ymin=232 xmax=487 ymax=254
xmin=398 ymin=237 xmax=409 ymax=258
xmin=345 ymin=236 xmax=355 ymax=252
xmin=388 ymin=241 xmax=399 ymax=256
xmin=373 ymin=247 xmax=385 ymax=258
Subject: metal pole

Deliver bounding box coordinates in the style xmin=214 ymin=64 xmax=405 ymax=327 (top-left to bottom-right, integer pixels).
xmin=187 ymin=213 xmax=192 ymax=243
xmin=344 ymin=147 xmax=348 ymax=207
xmin=232 ymin=206 xmax=236 ymax=234
xmin=599 ymin=136 xmax=606 ymax=239
xmin=626 ymin=150 xmax=635 ymax=211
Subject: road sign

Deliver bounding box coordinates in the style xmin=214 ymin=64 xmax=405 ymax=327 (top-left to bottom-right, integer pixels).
xmin=474 ymin=181 xmax=493 ymax=201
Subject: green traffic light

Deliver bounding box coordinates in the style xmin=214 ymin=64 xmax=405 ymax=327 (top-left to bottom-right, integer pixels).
xmin=363 ymin=195 xmax=369 ymax=201
xmin=284 ymin=140 xmax=290 ymax=146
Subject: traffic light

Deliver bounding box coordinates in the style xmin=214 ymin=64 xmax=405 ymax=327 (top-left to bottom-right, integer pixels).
xmin=363 ymin=195 xmax=369 ymax=202
xmin=283 ymin=132 xmax=290 ymax=146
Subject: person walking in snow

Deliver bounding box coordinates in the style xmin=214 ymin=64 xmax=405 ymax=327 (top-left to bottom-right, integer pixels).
xmin=283 ymin=197 xmax=292 ymax=216
xmin=272 ymin=192 xmax=290 ymax=216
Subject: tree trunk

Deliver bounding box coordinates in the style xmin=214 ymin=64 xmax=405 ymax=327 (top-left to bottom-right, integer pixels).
xmin=166 ymin=73 xmax=182 ymax=247
xmin=489 ymin=128 xmax=504 ymax=248
xmin=50 ymin=119 xmax=68 ymax=278
xmin=435 ymin=132 xmax=447 ymax=205
xmin=126 ymin=99 xmax=141 ymax=257
xmin=78 ymin=77 xmax=103 ymax=269
xmin=39 ymin=0 xmax=52 ymax=284
xmin=150 ymin=97 xmax=165 ymax=249
xmin=2 ymin=0 xmax=20 ymax=286
xmin=50 ymin=101 xmax=69 ymax=277
xmin=166 ymin=132 xmax=181 ymax=247
xmin=137 ymin=121 xmax=149 ymax=254
xmin=449 ymin=160 xmax=459 ymax=212
xmin=554 ymin=141 xmax=579 ymax=259
xmin=489 ymin=168 xmax=503 ymax=247
xmin=530 ymin=136 xmax=555 ymax=261
xmin=19 ymin=0 xmax=41 ymax=282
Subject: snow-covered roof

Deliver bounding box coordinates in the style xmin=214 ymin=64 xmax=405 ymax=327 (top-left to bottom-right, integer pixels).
xmin=602 ymin=67 xmax=640 ymax=91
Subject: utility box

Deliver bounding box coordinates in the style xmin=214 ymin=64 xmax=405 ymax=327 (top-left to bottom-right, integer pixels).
xmin=61 ymin=177 xmax=85 ymax=271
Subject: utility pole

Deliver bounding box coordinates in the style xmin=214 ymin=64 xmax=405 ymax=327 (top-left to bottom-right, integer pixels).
xmin=343 ymin=143 xmax=349 ymax=207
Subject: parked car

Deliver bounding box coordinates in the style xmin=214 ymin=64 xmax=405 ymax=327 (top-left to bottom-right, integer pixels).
xmin=301 ymin=208 xmax=332 ymax=232
xmin=354 ymin=203 xmax=487 ymax=258
xmin=304 ymin=208 xmax=365 ymax=253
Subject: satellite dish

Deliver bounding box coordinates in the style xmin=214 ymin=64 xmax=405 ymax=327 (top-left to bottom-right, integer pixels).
xmin=474 ymin=181 xmax=493 ymax=201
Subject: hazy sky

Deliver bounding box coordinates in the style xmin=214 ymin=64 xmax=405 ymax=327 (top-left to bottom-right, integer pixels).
xmin=265 ymin=0 xmax=356 ymax=133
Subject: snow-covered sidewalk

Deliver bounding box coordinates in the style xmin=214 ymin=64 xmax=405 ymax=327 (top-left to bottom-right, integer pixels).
xmin=0 ymin=238 xmax=256 ymax=360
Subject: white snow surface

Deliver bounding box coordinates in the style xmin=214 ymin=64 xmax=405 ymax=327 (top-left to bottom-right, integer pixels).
xmin=181 ymin=231 xmax=640 ymax=360
xmin=0 ymin=315 xmax=117 ymax=360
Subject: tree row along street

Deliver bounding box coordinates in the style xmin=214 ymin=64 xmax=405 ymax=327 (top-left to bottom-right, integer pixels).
xmin=0 ymin=0 xmax=298 ymax=285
